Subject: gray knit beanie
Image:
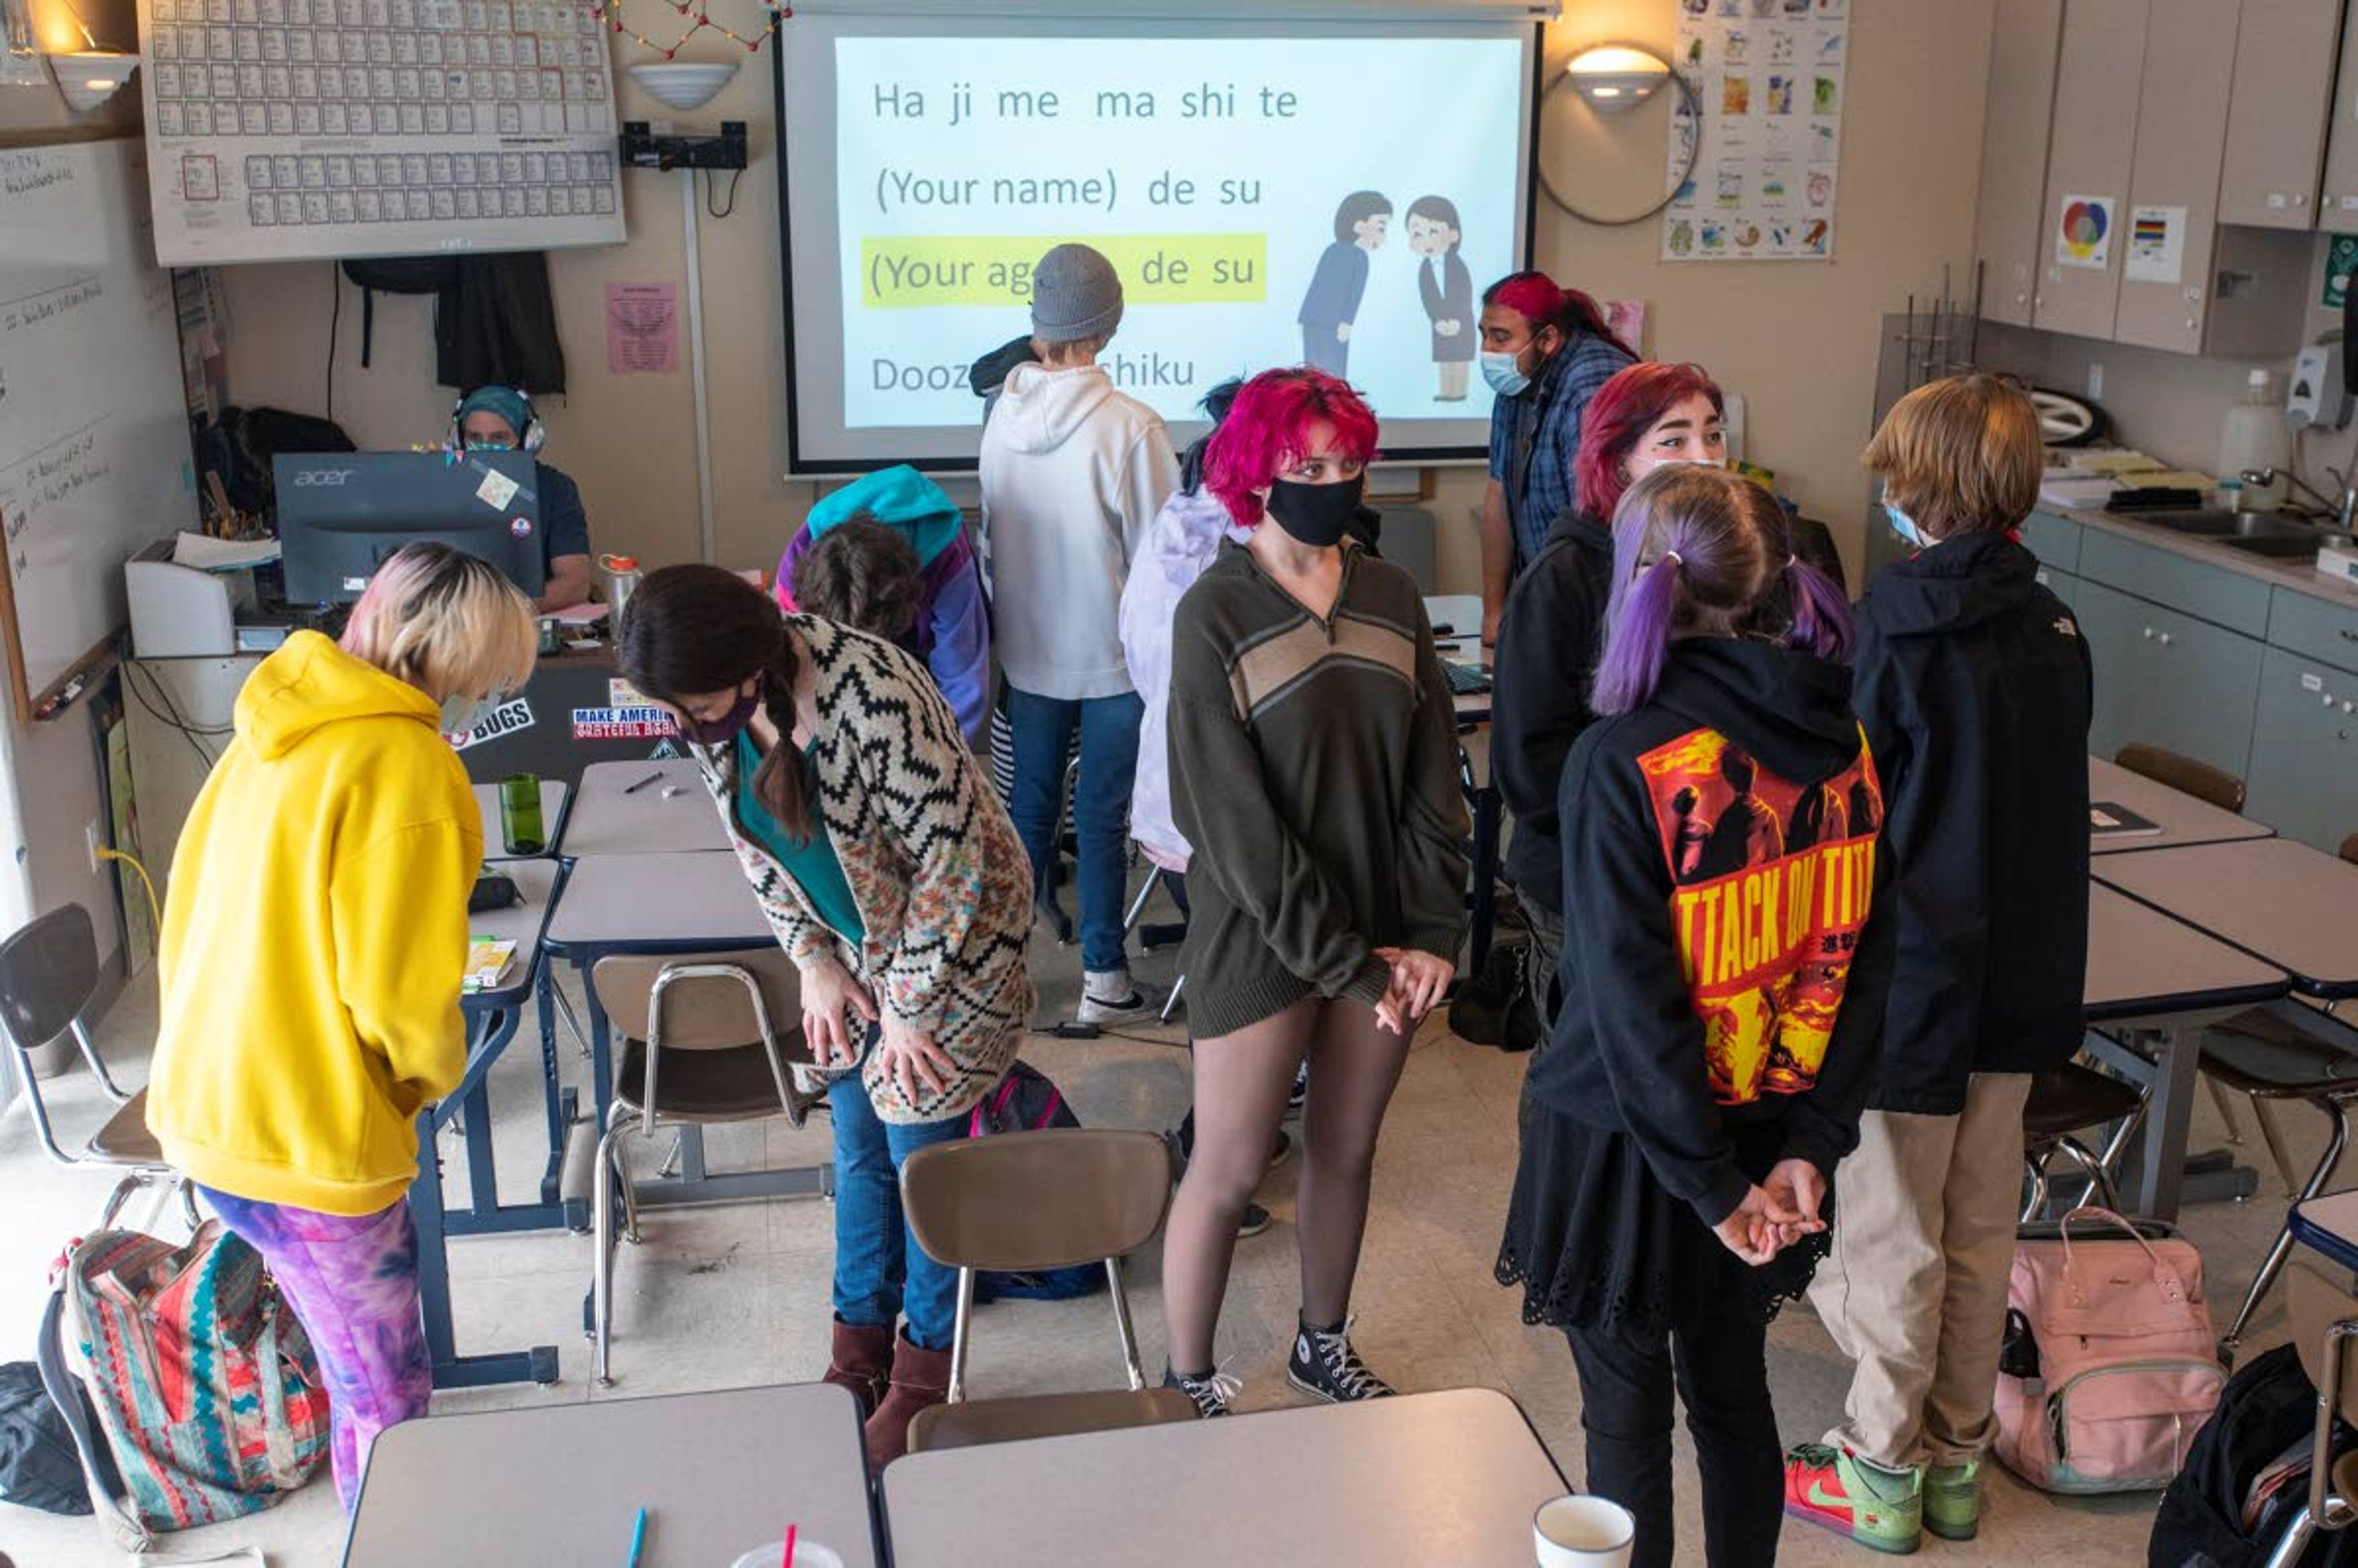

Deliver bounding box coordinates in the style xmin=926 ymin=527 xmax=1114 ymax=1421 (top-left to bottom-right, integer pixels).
xmin=1030 ymin=244 xmax=1124 ymax=343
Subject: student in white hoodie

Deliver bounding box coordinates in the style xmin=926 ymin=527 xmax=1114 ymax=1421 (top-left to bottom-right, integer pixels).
xmin=981 ymin=243 xmax=1181 ymax=1021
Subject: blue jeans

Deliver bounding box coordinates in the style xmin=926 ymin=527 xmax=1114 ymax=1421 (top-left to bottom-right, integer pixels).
xmin=828 ymin=1073 xmax=967 ymax=1350
xmin=1005 ymin=685 xmax=1143 ymax=973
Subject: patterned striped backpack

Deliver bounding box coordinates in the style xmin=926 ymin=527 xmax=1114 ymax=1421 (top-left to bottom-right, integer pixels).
xmin=38 ymin=1222 xmax=329 ymax=1548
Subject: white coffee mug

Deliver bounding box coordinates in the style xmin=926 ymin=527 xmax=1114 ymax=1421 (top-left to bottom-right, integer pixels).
xmin=1534 ymin=1494 xmax=1636 ymax=1568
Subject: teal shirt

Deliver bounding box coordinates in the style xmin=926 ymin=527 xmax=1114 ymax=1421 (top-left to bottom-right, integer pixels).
xmin=734 ymin=731 xmax=865 ymax=942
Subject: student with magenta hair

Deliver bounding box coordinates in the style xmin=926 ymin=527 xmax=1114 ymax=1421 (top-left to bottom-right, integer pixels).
xmin=1159 ymin=368 xmax=1468 ymax=1418
xmin=146 ymin=543 xmax=539 ymax=1510
xmin=1498 ymin=465 xmax=1894 ymax=1568
xmin=1495 ymin=362 xmax=1727 ymax=1033
xmin=1476 ymin=271 xmax=1636 ymax=643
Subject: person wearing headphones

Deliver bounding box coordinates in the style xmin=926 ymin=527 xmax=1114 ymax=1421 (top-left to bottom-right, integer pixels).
xmin=453 ymin=385 xmax=593 ymax=612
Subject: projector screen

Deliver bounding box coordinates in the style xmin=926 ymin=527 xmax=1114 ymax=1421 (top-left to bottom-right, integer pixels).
xmin=774 ymin=7 xmax=1543 ymax=473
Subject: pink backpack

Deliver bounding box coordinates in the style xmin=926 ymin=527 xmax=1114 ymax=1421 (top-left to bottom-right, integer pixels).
xmin=1993 ymin=1208 xmax=2225 ymax=1494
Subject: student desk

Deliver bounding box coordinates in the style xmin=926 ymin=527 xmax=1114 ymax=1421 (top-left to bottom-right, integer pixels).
xmin=416 ymin=856 xmax=567 ymax=1389
xmin=884 ymin=1388 xmax=1564 ymax=1568
xmin=560 ymin=758 xmax=730 ymax=856
xmin=472 ymin=778 xmax=571 ymax=861
xmin=2095 ymin=837 xmax=2358 ymax=1001
xmin=2082 ymin=882 xmax=2295 ymax=1219
xmin=344 ymin=1383 xmax=880 ymax=1567
xmin=2289 ymin=1189 xmax=2358 ymax=1275
xmin=2087 ymin=756 xmax=2274 ymax=855
xmin=541 ymin=850 xmax=823 ymax=1216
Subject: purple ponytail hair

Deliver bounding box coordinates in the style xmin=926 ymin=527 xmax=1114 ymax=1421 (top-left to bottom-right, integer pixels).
xmin=1589 ymin=465 xmax=1856 ymax=715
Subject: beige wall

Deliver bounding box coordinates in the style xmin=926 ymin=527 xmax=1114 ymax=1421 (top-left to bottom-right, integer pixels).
xmin=217 ymin=2 xmax=2004 ymax=594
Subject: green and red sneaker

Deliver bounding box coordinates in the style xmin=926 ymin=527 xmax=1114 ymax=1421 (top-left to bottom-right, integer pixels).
xmin=1784 ymin=1443 xmax=1923 ymax=1555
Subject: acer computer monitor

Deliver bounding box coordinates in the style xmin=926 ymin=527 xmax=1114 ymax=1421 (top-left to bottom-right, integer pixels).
xmin=273 ymin=451 xmax=548 ymax=605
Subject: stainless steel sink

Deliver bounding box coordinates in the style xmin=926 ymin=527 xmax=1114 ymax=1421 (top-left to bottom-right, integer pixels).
xmin=2119 ymin=508 xmax=2319 ymax=540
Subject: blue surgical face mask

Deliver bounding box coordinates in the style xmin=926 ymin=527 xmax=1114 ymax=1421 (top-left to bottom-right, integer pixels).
xmin=1885 ymin=503 xmax=1926 ymax=548
xmin=440 ymin=692 xmax=488 ymax=737
xmin=1479 ymin=349 xmax=1530 ymax=398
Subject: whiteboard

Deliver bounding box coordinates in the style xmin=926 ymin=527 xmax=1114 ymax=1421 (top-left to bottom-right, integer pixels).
xmin=135 ymin=0 xmax=626 ymax=265
xmin=0 ymin=139 xmax=196 ymax=719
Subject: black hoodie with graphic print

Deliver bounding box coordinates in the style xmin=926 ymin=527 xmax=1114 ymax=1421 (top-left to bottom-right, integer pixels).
xmin=1851 ymin=532 xmax=2093 ymax=1115
xmin=1527 ymin=637 xmax=1896 ymax=1226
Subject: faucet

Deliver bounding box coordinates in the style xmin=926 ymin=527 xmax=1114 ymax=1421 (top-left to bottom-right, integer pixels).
xmin=2239 ymin=467 xmax=2358 ymax=532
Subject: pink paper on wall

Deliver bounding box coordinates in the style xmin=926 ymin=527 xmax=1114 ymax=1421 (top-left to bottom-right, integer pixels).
xmin=605 ymin=282 xmax=680 ymax=374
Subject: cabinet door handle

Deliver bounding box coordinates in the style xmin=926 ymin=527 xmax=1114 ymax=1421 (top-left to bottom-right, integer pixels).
xmin=2158 ymin=632 xmax=2174 ymax=646
xmin=2338 ymin=628 xmax=2356 ymax=643
xmin=2142 ymin=626 xmax=2156 ymax=639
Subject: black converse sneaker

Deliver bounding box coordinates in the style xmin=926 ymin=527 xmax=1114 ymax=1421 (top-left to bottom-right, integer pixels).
xmin=1287 ymin=1318 xmax=1396 ymax=1403
xmin=1163 ymin=1366 xmax=1241 ymax=1419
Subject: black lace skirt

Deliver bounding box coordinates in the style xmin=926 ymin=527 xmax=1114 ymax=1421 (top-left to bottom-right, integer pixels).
xmin=1496 ymin=1103 xmax=1832 ymax=1337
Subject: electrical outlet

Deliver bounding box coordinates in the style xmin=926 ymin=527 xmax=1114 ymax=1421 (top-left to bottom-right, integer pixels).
xmin=84 ymin=820 xmax=103 ymax=874
xmin=2087 ymin=362 xmax=2104 ymax=402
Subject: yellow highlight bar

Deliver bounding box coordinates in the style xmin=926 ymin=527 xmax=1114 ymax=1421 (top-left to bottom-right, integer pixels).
xmin=861 ymin=233 xmax=1267 ymax=308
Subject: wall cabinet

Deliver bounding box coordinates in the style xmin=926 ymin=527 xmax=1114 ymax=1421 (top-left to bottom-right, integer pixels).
xmin=1977 ymin=0 xmax=2311 ymax=354
xmin=2031 ymin=0 xmax=2148 ymax=340
xmin=2217 ymin=0 xmax=2344 ymax=230
xmin=1974 ymin=0 xmax=2066 ymax=327
xmin=2319 ymin=0 xmax=2358 ymax=222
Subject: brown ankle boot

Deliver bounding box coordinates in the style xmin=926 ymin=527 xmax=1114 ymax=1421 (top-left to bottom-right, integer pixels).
xmin=863 ymin=1329 xmax=951 ymax=1470
xmin=823 ymin=1318 xmax=896 ymax=1415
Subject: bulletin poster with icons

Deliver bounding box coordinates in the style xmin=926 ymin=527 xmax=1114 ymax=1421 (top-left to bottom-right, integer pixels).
xmin=1660 ymin=0 xmax=1848 ymax=264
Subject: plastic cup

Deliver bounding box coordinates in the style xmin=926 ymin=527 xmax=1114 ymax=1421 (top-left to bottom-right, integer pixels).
xmin=731 ymin=1543 xmax=844 ymax=1568
xmin=1534 ymin=1494 xmax=1636 ymax=1568
xmin=498 ymin=773 xmax=544 ymax=856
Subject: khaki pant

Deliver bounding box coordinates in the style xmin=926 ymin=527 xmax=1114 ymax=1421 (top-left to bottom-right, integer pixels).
xmin=1810 ymin=1073 xmax=2032 ymax=1470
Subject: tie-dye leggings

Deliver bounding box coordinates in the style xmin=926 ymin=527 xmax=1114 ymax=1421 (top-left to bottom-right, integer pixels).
xmin=199 ymin=1188 xmax=432 ymax=1511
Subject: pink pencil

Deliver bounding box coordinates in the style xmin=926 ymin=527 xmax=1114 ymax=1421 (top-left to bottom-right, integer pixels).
xmin=780 ymin=1524 xmax=797 ymax=1567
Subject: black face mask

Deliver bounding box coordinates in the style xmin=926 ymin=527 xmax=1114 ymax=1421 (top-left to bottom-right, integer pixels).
xmin=1264 ymin=475 xmax=1365 ymax=548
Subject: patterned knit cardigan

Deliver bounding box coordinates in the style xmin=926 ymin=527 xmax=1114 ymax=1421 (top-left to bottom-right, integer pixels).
xmin=692 ymin=615 xmax=1036 ymax=1124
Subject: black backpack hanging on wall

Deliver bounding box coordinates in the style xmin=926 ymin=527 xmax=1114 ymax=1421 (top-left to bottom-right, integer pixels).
xmin=338 ymin=257 xmax=458 ymax=370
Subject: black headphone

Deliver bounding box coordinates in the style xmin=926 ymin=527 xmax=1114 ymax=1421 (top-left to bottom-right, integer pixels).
xmin=448 ymin=387 xmax=547 ymax=454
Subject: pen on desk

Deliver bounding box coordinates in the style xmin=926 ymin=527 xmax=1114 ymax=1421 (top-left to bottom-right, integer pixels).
xmin=628 ymin=1505 xmax=647 ymax=1566
xmin=621 ymin=770 xmax=664 ymax=795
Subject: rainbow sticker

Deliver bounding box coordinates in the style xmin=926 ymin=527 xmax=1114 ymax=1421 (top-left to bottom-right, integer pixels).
xmin=2056 ymin=193 xmax=2113 ymax=269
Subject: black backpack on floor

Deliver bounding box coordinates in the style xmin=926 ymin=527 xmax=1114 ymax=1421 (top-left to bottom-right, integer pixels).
xmin=0 ymin=1359 xmax=117 ymax=1516
xmin=2152 ymin=1343 xmax=2358 ymax=1568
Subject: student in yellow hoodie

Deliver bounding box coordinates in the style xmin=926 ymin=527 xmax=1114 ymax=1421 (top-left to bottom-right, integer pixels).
xmin=146 ymin=542 xmax=537 ymax=1510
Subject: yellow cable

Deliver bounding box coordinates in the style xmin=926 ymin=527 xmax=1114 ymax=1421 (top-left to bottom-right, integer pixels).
xmin=96 ymin=847 xmax=162 ymax=948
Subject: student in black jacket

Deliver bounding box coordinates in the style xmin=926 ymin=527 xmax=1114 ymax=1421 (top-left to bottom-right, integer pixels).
xmin=1786 ymin=374 xmax=2093 ymax=1554
xmin=1499 ymin=465 xmax=1892 ymax=1568
xmin=1494 ymin=363 xmax=1729 ymax=1030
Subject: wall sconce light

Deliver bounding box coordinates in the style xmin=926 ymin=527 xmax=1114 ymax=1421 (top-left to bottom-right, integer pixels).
xmin=50 ymin=48 xmax=137 ymax=111
xmin=1565 ymin=43 xmax=1671 ymax=115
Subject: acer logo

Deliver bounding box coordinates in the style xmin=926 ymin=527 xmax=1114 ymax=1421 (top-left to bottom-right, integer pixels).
xmin=290 ymin=468 xmax=356 ymax=487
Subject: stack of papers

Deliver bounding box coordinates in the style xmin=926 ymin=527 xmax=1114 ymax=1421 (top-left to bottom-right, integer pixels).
xmin=462 ymin=937 xmax=516 ymax=993
xmin=2039 ymin=476 xmax=2122 ymax=511
xmin=549 ymin=600 xmax=610 ymax=627
xmin=171 ymin=532 xmax=281 ymax=571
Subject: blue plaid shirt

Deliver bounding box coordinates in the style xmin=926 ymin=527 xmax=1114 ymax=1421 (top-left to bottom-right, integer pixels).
xmin=1487 ymin=330 xmax=1637 ymax=572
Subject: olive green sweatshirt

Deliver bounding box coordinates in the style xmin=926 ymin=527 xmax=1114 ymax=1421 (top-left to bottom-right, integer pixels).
xmin=1167 ymin=540 xmax=1471 ymax=1038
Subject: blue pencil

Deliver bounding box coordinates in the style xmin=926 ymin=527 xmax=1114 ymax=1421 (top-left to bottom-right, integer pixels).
xmin=628 ymin=1505 xmax=648 ymax=1566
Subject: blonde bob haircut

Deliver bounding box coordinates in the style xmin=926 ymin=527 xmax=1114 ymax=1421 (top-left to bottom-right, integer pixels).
xmin=338 ymin=541 xmax=539 ymax=701
xmin=1862 ymin=372 xmax=2043 ymax=543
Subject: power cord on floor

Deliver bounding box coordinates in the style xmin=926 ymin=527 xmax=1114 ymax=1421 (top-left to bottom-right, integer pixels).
xmin=96 ymin=847 xmax=161 ymax=952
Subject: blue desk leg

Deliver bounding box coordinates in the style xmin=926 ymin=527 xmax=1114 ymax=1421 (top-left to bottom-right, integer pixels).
xmin=411 ymin=1105 xmax=560 ymax=1389
xmin=535 ymin=967 xmax=575 ymax=1208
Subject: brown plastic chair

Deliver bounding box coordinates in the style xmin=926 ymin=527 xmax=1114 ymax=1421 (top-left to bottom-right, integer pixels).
xmin=2114 ymin=742 xmax=2247 ymax=813
xmin=2260 ymin=1263 xmax=2358 ymax=1561
xmin=899 ymin=1128 xmax=1195 ymax=1453
xmin=2020 ymin=1063 xmax=2146 ymax=1222
xmin=0 ymin=904 xmax=191 ymax=1228
xmin=585 ymin=949 xmax=822 ymax=1386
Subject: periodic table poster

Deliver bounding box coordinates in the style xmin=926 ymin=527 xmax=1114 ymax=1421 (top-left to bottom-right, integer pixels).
xmin=136 ymin=0 xmax=627 ymax=265
xmin=1661 ymin=0 xmax=1850 ymax=263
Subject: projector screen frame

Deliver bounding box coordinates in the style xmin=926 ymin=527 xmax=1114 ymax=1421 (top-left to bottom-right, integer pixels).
xmin=771 ymin=10 xmax=1547 ymax=477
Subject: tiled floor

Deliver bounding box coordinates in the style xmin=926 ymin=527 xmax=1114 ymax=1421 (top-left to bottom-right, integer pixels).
xmin=0 ymin=922 xmax=2317 ymax=1567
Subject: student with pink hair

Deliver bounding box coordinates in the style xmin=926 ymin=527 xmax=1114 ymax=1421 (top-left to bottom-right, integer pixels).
xmin=1158 ymin=368 xmax=1468 ymax=1417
